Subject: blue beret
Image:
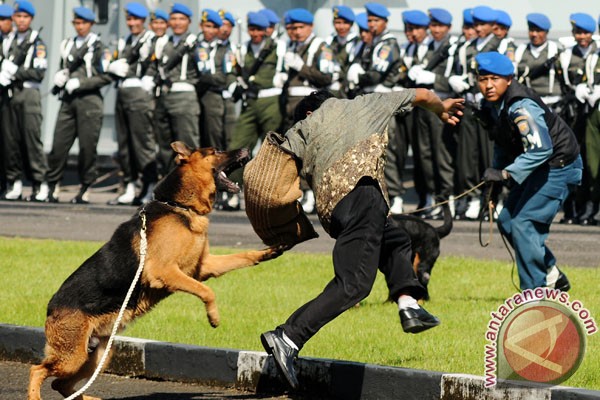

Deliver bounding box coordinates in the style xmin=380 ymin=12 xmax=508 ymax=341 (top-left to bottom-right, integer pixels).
xmin=151 ymin=9 xmax=168 ymax=22
xmin=14 ymin=0 xmax=35 ymax=16
xmin=171 ymin=3 xmax=192 ymax=18
xmin=526 ymin=13 xmax=551 ymax=31
xmin=495 ymin=10 xmax=512 ymax=28
xmin=287 ymin=8 xmax=313 ymax=24
xmin=428 ymin=8 xmax=452 ymax=25
xmin=73 ymin=6 xmax=96 ymax=22
xmin=355 ymin=12 xmax=368 ymax=31
xmin=259 ymin=9 xmax=279 ymax=26
xmin=570 ymin=13 xmax=596 ymax=33
xmin=125 ymin=2 xmax=148 ymax=19
xmin=283 ymin=11 xmax=291 ymax=25
xmin=472 ymin=6 xmax=497 ymax=23
xmin=219 ymin=10 xmax=235 ymax=26
xmin=0 ymin=4 xmax=14 ymax=18
xmin=476 ymin=52 xmax=514 ymax=76
xmin=463 ymin=8 xmax=473 ymax=25
xmin=365 ymin=2 xmax=390 ymax=19
xmin=333 ymin=5 xmax=355 ymax=23
xmin=201 ymin=9 xmax=222 ymax=27
xmin=403 ymin=10 xmax=429 ymax=27
xmin=247 ymin=11 xmax=269 ymax=29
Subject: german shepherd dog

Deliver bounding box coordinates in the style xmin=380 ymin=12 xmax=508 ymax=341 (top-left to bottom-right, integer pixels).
xmin=391 ymin=204 xmax=453 ymax=299
xmin=28 ymin=142 xmax=283 ymax=400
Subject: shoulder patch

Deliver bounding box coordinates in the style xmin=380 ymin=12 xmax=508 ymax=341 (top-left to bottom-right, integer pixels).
xmin=515 ymin=115 xmax=530 ymax=135
xmin=35 ymin=43 xmax=46 ymax=59
xmin=378 ymin=45 xmax=391 ymax=60
xmin=103 ymin=48 xmax=112 ymax=61
xmin=321 ymin=46 xmax=333 ymax=61
xmin=197 ymin=47 xmax=209 ymax=61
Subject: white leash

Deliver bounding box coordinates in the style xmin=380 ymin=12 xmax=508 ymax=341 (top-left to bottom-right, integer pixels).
xmin=65 ymin=209 xmax=148 ymax=400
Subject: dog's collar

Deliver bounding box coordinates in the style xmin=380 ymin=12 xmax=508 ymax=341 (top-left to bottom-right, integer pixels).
xmin=154 ymin=199 xmax=206 ymax=216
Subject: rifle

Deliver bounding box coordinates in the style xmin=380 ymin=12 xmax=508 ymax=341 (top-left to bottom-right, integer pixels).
xmin=424 ymin=39 xmax=453 ymax=73
xmin=112 ymin=31 xmax=152 ymax=87
xmin=555 ymin=67 xmax=585 ymax=124
xmin=518 ymin=54 xmax=558 ymax=85
xmin=9 ymin=27 xmax=43 ymax=66
xmin=232 ymin=40 xmax=274 ymax=108
xmin=51 ymin=34 xmax=100 ymax=96
xmin=154 ymin=34 xmax=196 ymax=90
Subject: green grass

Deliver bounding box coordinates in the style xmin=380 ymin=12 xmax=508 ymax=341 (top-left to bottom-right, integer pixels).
xmin=1 ymin=236 xmax=599 ymax=389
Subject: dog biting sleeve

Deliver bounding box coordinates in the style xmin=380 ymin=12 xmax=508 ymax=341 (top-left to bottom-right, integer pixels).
xmin=244 ymin=132 xmax=319 ymax=247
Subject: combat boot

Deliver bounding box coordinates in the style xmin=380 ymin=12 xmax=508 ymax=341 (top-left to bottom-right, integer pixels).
xmin=2 ymin=180 xmax=23 ymax=201
xmin=70 ymin=184 xmax=90 ymax=204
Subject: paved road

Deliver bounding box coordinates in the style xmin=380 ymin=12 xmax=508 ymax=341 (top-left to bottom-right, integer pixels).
xmin=1 ymin=361 xmax=301 ymax=400
xmin=1 ymin=192 xmax=598 ymax=268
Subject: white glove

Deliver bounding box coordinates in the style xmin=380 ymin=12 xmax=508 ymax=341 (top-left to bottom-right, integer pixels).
xmin=65 ymin=78 xmax=80 ymax=94
xmin=273 ymin=72 xmax=288 ymax=88
xmin=449 ymin=75 xmax=470 ymax=94
xmin=53 ymin=69 xmax=69 ymax=88
xmin=1 ymin=59 xmax=18 ymax=77
xmin=0 ymin=71 xmax=12 ymax=86
xmin=588 ymin=86 xmax=600 ymax=107
xmin=284 ymin=52 xmax=305 ymax=71
xmin=346 ymin=63 xmax=365 ymax=85
xmin=415 ymin=69 xmax=436 ymax=85
xmin=408 ymin=65 xmax=424 ymax=82
xmin=141 ymin=75 xmax=155 ymax=93
xmin=107 ymin=59 xmax=130 ymax=78
xmin=575 ymin=83 xmax=591 ymax=104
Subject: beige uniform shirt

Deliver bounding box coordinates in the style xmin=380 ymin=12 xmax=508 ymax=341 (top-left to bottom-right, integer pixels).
xmin=280 ymin=90 xmax=416 ymax=232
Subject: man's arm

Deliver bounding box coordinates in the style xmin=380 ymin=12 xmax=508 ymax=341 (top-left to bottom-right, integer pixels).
xmin=413 ymin=88 xmax=464 ymax=125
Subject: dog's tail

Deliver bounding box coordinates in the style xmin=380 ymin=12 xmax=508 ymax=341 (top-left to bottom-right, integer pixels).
xmin=435 ymin=203 xmax=453 ymax=239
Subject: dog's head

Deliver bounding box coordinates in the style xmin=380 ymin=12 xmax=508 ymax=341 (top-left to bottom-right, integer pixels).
xmin=153 ymin=142 xmax=250 ymax=214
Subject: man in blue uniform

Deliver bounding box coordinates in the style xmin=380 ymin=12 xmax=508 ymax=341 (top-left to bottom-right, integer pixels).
xmin=477 ymin=52 xmax=582 ymax=291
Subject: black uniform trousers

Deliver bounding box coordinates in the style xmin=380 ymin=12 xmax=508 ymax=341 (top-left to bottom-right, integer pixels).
xmin=47 ymin=92 xmax=104 ymax=187
xmin=0 ymin=92 xmax=12 ymax=191
xmin=199 ymin=90 xmax=226 ymax=149
xmin=413 ymin=107 xmax=455 ymax=201
xmin=384 ymin=115 xmax=409 ymax=198
xmin=280 ymin=178 xmax=426 ymax=349
xmin=115 ymin=87 xmax=157 ymax=185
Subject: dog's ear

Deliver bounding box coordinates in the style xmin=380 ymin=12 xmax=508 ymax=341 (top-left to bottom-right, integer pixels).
xmin=171 ymin=141 xmax=193 ymax=164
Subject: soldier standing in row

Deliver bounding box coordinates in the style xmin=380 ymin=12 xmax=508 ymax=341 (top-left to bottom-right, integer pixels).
xmin=448 ymin=5 xmax=501 ymax=220
xmin=259 ymin=8 xmax=280 ymax=40
xmin=1 ymin=0 xmax=48 ymax=201
xmin=149 ymin=9 xmax=168 ymax=38
xmin=46 ymin=6 xmax=112 ymax=204
xmin=0 ymin=4 xmax=14 ymax=197
xmin=493 ymin=9 xmax=516 ymax=60
xmin=458 ymin=8 xmax=476 ymax=46
xmin=147 ymin=3 xmax=199 ymax=177
xmin=223 ymin=11 xmax=284 ymax=211
xmin=281 ymin=7 xmax=335 ymax=214
xmin=408 ymin=8 xmax=458 ymax=218
xmin=218 ymin=9 xmax=238 ymax=149
xmin=107 ymin=2 xmax=156 ymax=206
xmin=326 ymin=5 xmax=358 ymax=98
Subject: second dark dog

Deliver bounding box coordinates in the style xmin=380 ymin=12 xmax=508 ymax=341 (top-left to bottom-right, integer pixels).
xmin=391 ymin=203 xmax=453 ymax=299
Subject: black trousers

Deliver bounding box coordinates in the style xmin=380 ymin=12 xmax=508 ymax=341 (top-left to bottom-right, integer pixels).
xmin=281 ymin=179 xmax=425 ymax=349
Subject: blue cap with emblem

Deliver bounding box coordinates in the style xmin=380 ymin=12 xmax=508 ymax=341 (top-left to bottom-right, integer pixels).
xmin=570 ymin=13 xmax=596 ymax=33
xmin=14 ymin=0 xmax=35 ymax=17
xmin=259 ymin=8 xmax=279 ymax=26
xmin=286 ymin=8 xmax=313 ymax=24
xmin=365 ymin=2 xmax=390 ymax=19
xmin=403 ymin=10 xmax=429 ymax=27
xmin=526 ymin=13 xmax=551 ymax=31
xmin=428 ymin=8 xmax=452 ymax=25
xmin=171 ymin=3 xmax=192 ymax=18
xmin=495 ymin=10 xmax=512 ymax=28
xmin=333 ymin=5 xmax=355 ymax=23
xmin=472 ymin=6 xmax=497 ymax=23
xmin=219 ymin=10 xmax=235 ymax=26
xmin=151 ymin=9 xmax=168 ymax=22
xmin=247 ymin=11 xmax=269 ymax=29
xmin=463 ymin=8 xmax=473 ymax=25
xmin=355 ymin=12 xmax=368 ymax=31
xmin=125 ymin=2 xmax=148 ymax=19
xmin=476 ymin=52 xmax=515 ymax=77
xmin=201 ymin=8 xmax=222 ymax=27
xmin=73 ymin=6 xmax=96 ymax=22
xmin=0 ymin=4 xmax=14 ymax=18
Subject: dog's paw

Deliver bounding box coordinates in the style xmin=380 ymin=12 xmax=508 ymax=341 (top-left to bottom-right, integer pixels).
xmin=260 ymin=244 xmax=290 ymax=261
xmin=207 ymin=306 xmax=220 ymax=328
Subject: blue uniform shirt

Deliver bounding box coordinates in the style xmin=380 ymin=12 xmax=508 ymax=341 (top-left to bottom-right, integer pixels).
xmin=492 ymin=98 xmax=553 ymax=184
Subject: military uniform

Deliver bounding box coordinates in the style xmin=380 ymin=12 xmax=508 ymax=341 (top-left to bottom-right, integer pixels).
xmin=0 ymin=26 xmax=12 ymax=196
xmin=109 ymin=29 xmax=157 ymax=204
xmin=46 ymin=32 xmax=112 ymax=203
xmin=196 ymin=35 xmax=235 ymax=149
xmin=326 ymin=32 xmax=359 ymax=98
xmin=583 ymin=50 xmax=600 ymax=223
xmin=219 ymin=36 xmax=238 ymax=149
xmin=147 ymin=31 xmax=200 ymax=176
xmin=515 ymin=40 xmax=561 ymax=103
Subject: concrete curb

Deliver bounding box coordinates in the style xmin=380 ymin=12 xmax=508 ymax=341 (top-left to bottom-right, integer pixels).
xmin=1 ymin=324 xmax=599 ymax=399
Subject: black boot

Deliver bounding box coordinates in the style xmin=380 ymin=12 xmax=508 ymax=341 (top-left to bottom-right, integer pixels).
xmin=70 ymin=184 xmax=90 ymax=204
xmin=560 ymin=194 xmax=578 ymax=224
xmin=47 ymin=183 xmax=59 ymax=203
xmin=578 ymin=201 xmax=599 ymax=226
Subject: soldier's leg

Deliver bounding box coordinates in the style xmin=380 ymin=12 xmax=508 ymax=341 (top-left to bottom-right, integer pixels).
xmin=19 ymin=89 xmax=48 ymax=201
xmin=257 ymin=96 xmax=283 ymax=142
xmin=0 ymin=98 xmax=6 ymax=193
xmin=74 ymin=95 xmax=104 ymax=192
xmin=154 ymin=95 xmax=174 ymax=177
xmin=114 ymin=90 xmax=134 ymax=184
xmin=582 ymin=108 xmax=600 ymax=224
xmin=454 ymin=107 xmax=479 ymax=219
xmin=168 ymin=92 xmax=200 ymax=149
xmin=223 ymin=97 xmax=238 ymax=149
xmin=429 ymin=110 xmax=454 ymax=202
xmin=414 ymin=108 xmax=435 ymax=201
xmin=385 ymin=116 xmax=405 ymax=214
xmin=4 ymin=94 xmax=24 ymax=197
xmin=46 ymin=101 xmax=78 ymax=189
xmin=200 ymin=91 xmax=226 ymax=149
